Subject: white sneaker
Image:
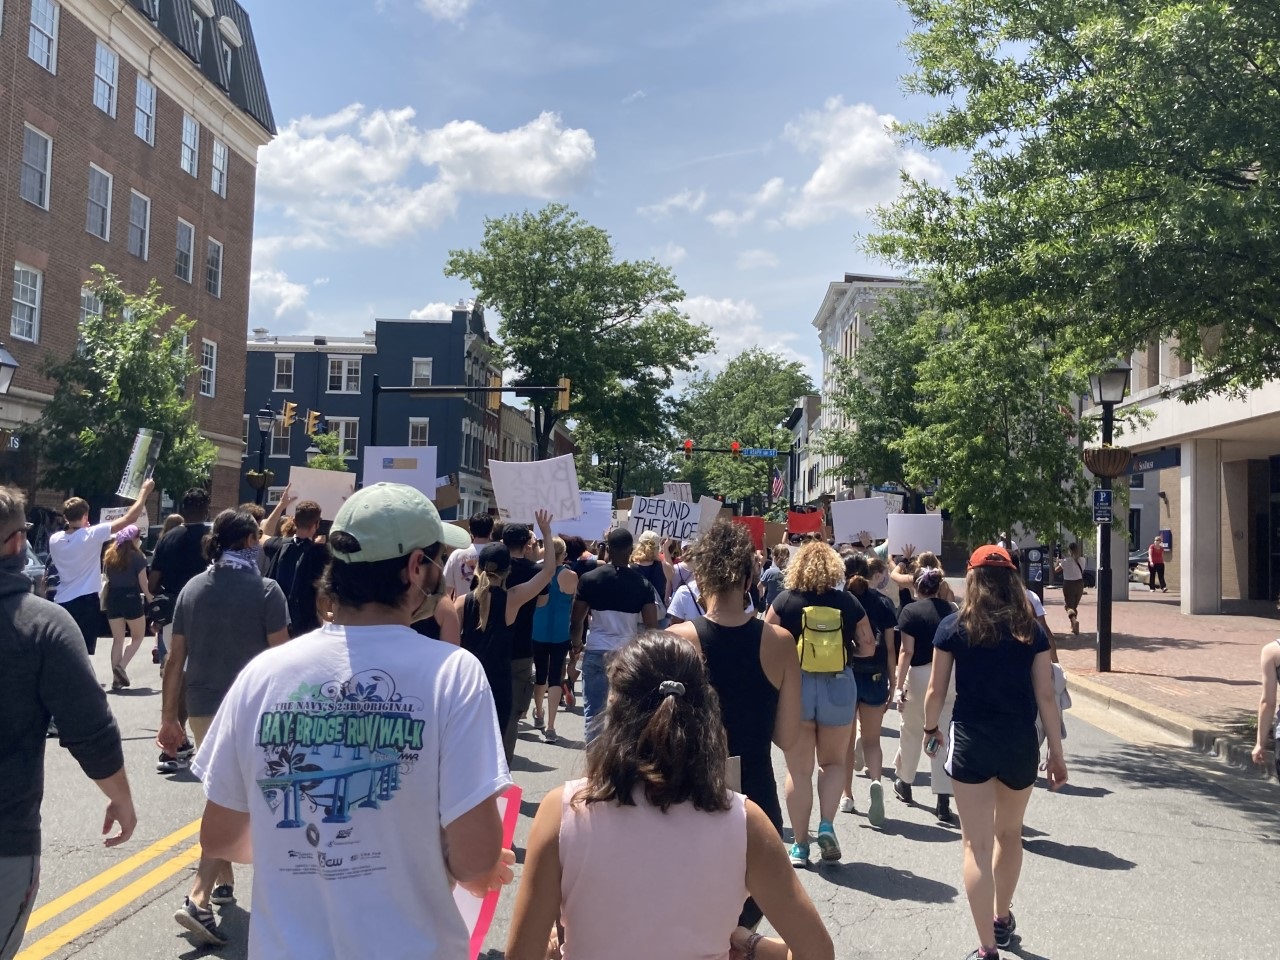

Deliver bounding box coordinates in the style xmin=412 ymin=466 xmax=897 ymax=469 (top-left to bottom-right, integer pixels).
xmin=838 ymin=795 xmax=856 ymax=814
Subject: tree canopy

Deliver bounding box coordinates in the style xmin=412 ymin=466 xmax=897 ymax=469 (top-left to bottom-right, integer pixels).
xmin=445 ymin=204 xmax=714 ymax=458
xmin=868 ymin=0 xmax=1280 ymax=398
xmin=32 ymin=267 xmax=216 ymax=508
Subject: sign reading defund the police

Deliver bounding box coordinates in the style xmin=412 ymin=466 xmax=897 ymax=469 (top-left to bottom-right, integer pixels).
xmin=628 ymin=495 xmax=721 ymax=540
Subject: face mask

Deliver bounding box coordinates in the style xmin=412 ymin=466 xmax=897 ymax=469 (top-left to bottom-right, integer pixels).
xmin=409 ymin=554 xmax=445 ymax=622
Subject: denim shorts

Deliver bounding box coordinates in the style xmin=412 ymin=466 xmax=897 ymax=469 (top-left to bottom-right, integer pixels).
xmin=800 ymin=668 xmax=857 ymax=727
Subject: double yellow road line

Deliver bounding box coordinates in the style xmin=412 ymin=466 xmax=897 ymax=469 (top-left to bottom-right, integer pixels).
xmin=17 ymin=819 xmax=203 ymax=960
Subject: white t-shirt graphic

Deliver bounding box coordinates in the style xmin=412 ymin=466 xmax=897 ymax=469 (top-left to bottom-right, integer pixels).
xmin=194 ymin=623 xmax=511 ymax=959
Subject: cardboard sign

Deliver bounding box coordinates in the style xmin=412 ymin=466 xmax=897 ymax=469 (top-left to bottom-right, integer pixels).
xmin=433 ymin=484 xmax=460 ymax=511
xmin=288 ymin=466 xmax=357 ymax=520
xmin=362 ymin=446 xmax=439 ymax=496
xmin=830 ymin=497 xmax=889 ymax=543
xmin=117 ymin=428 xmax=164 ymax=499
xmin=663 ymin=481 xmax=693 ymax=502
xmin=765 ymin=521 xmax=787 ymax=548
xmin=788 ymin=509 xmax=823 ymax=535
xmin=732 ymin=516 xmax=765 ymax=551
xmin=453 ymin=784 xmax=522 ymax=959
xmin=554 ymin=491 xmax=614 ymax=540
xmin=489 ymin=454 xmax=582 ymax=524
xmin=885 ymin=513 xmax=943 ymax=557
xmin=99 ymin=506 xmax=149 ymax=531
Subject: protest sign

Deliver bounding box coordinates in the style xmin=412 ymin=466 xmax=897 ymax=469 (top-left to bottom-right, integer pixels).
xmin=629 ymin=496 xmax=699 ymax=540
xmin=288 ymin=466 xmax=356 ymax=520
xmin=732 ymin=516 xmax=765 ymax=550
xmin=453 ymin=784 xmax=522 ymax=959
xmin=886 ymin=513 xmax=943 ymax=557
xmin=698 ymin=496 xmax=723 ymax=536
xmin=765 ymin=522 xmax=787 ymax=548
xmin=361 ymin=446 xmax=439 ymax=496
xmin=99 ymin=506 xmax=149 ymax=531
xmin=788 ymin=509 xmax=823 ymax=536
xmin=117 ymin=428 xmax=163 ymax=499
xmin=830 ymin=497 xmax=889 ymax=543
xmin=554 ymin=491 xmax=614 ymax=540
xmin=489 ymin=455 xmax=582 ymax=523
xmin=612 ymin=509 xmax=629 ymax=530
xmin=663 ymin=481 xmax=693 ymax=502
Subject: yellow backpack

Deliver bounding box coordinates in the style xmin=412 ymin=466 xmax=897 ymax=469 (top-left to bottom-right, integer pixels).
xmin=798 ymin=605 xmax=846 ymax=673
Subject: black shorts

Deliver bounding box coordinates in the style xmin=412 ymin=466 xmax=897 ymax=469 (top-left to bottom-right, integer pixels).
xmin=945 ymin=720 xmax=1039 ymax=790
xmin=106 ymin=588 xmax=143 ymax=621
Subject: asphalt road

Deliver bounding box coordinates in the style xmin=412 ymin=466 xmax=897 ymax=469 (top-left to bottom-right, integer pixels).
xmin=19 ymin=647 xmax=1280 ymax=960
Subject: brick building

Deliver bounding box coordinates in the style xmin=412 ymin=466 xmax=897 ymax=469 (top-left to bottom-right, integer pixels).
xmin=0 ymin=0 xmax=274 ymax=509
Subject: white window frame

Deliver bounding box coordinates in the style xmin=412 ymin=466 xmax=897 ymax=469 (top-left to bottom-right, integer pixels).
xmin=85 ymin=164 xmax=112 ymax=241
xmin=190 ymin=9 xmax=203 ymax=52
xmin=242 ymin=414 xmax=249 ymax=454
xmin=210 ymin=138 xmax=228 ymax=197
xmin=327 ymin=356 xmax=361 ymax=394
xmin=127 ymin=190 xmax=150 ymax=260
xmin=11 ymin=263 xmax=42 ymax=342
xmin=327 ymin=417 xmax=359 ymax=460
xmin=180 ymin=113 xmax=200 ymax=177
xmin=410 ymin=357 xmax=433 ymax=387
xmin=269 ymin=417 xmax=290 ymax=458
xmin=220 ymin=39 xmax=233 ymax=78
xmin=92 ymin=40 xmax=118 ymax=116
xmin=199 ymin=339 xmax=217 ymax=397
xmin=205 ymin=237 xmax=222 ymax=297
xmin=79 ymin=286 xmax=103 ymax=325
xmin=273 ymin=354 xmax=294 ymax=391
xmin=265 ymin=485 xmax=285 ymax=506
xmin=408 ymin=418 xmax=430 ymax=447
xmin=134 ymin=76 xmax=156 ymax=145
xmin=19 ymin=124 xmax=52 ymax=209
xmin=28 ymin=0 xmax=59 ymax=74
xmin=174 ymin=219 xmax=194 ymax=282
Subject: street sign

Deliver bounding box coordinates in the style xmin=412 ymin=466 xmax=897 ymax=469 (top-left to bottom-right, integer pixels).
xmin=1094 ymin=505 xmax=1113 ymax=524
xmin=1093 ymin=488 xmax=1113 ymax=524
xmin=741 ymin=447 xmax=777 ymax=458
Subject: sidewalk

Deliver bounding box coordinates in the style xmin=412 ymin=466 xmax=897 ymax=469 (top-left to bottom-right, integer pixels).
xmin=1041 ymin=583 xmax=1277 ymax=766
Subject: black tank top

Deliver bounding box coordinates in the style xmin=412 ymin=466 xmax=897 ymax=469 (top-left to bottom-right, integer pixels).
xmin=632 ymin=562 xmax=666 ymax=605
xmin=411 ymin=616 xmax=440 ymax=640
xmin=693 ymin=617 xmax=777 ymax=774
xmin=461 ymin=586 xmax=513 ymax=676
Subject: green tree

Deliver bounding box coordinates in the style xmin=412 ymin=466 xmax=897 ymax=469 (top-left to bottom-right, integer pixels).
xmin=573 ymin=421 xmax=676 ymax=499
xmin=868 ymin=0 xmax=1280 ymax=398
xmin=676 ymin=348 xmax=813 ymax=509
xmin=31 ymin=267 xmax=216 ymax=509
xmin=305 ymin=431 xmax=349 ymax=472
xmin=445 ymin=204 xmax=714 ymax=458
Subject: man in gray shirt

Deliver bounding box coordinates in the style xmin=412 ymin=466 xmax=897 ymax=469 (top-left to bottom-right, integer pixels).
xmin=0 ymin=485 xmax=136 ymax=960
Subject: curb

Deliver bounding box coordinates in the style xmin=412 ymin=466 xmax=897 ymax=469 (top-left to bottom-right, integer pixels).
xmin=1066 ymin=672 xmax=1271 ymax=778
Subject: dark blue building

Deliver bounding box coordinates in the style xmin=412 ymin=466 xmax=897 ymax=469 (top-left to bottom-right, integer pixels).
xmin=241 ymin=302 xmax=502 ymax=520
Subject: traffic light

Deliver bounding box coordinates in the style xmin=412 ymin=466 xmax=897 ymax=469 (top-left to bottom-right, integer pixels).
xmin=684 ymin=439 xmax=694 ymax=461
xmin=304 ymin=409 xmax=323 ymax=436
xmin=281 ymin=401 xmax=297 ymax=430
xmin=486 ymin=372 xmax=502 ymax=413
xmin=556 ymin=377 xmax=571 ymax=413
xmin=731 ymin=441 xmax=741 ymax=460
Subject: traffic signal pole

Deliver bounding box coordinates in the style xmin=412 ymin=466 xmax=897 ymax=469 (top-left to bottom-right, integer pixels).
xmin=369 ymin=375 xmax=570 ymax=450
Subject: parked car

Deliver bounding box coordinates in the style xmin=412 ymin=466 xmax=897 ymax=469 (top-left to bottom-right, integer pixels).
xmin=23 ymin=542 xmax=47 ymax=598
xmin=1128 ymin=550 xmax=1149 ymax=584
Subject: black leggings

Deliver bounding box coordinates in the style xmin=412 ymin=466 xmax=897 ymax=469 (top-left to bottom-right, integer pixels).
xmin=533 ymin=641 xmax=571 ymax=687
xmin=60 ymin=593 xmax=104 ymax=655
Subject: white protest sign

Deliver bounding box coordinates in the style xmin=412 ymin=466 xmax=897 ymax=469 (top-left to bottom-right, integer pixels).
xmin=663 ymin=481 xmax=693 ymax=502
xmin=117 ymin=428 xmax=164 ymax=499
xmin=99 ymin=506 xmax=149 ymax=530
xmin=554 ymin=491 xmax=613 ymax=540
xmin=830 ymin=497 xmax=889 ymax=542
xmin=361 ymin=446 xmax=439 ymax=496
xmin=488 ymin=454 xmax=582 ymax=523
xmin=886 ymin=512 xmax=943 ymax=557
xmin=629 ymin=496 xmax=713 ymax=541
xmin=612 ymin=509 xmax=629 ymax=530
xmin=288 ymin=466 xmax=356 ymax=520
xmin=697 ymin=496 xmax=722 ymax=536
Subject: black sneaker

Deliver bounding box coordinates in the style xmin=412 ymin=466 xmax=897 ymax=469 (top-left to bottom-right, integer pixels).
xmin=964 ymin=950 xmax=999 ymax=960
xmin=156 ymin=753 xmax=188 ymax=774
xmin=936 ymin=794 xmax=954 ymax=824
xmin=176 ymin=740 xmax=196 ymax=760
xmin=210 ymin=884 xmax=235 ymax=905
xmin=893 ymin=779 xmax=913 ymax=804
xmin=174 ymin=897 xmax=227 ymax=946
xmin=994 ymin=911 xmax=1016 ymax=948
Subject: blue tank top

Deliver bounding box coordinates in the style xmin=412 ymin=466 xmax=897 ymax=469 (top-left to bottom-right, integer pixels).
xmin=532 ymin=568 xmax=574 ymax=644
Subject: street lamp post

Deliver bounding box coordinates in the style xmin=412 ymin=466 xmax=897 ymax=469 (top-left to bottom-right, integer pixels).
xmin=1088 ymin=361 xmax=1131 ymax=673
xmin=254 ymin=403 xmax=275 ymax=506
xmin=0 ymin=342 xmax=19 ymax=396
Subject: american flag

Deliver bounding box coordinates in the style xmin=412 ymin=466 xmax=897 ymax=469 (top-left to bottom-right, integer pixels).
xmin=771 ymin=467 xmax=785 ymax=499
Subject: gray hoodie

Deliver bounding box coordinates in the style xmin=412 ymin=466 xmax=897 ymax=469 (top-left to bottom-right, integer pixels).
xmin=0 ymin=553 xmax=124 ymax=856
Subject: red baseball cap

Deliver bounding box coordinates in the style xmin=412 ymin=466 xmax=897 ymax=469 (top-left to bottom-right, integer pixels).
xmin=968 ymin=545 xmax=1017 ymax=570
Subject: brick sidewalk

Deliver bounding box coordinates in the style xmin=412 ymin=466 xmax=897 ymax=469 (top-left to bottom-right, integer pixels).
xmin=1042 ymin=584 xmax=1278 ymax=732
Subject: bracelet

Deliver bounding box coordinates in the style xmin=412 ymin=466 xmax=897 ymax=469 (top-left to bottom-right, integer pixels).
xmin=924 ymin=726 xmax=939 ymax=735
xmin=745 ymin=932 xmax=764 ymax=960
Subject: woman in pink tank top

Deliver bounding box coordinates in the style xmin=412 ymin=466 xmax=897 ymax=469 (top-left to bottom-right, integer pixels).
xmin=506 ymin=633 xmax=833 ymax=960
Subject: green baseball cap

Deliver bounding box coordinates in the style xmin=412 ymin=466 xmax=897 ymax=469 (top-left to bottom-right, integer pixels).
xmin=329 ymin=483 xmax=471 ymax=563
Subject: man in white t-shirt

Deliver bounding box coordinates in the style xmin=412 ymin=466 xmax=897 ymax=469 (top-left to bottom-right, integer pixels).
xmin=192 ymin=483 xmax=513 ymax=959
xmin=48 ymin=479 xmax=154 ymax=655
xmin=441 ymin=511 xmax=494 ymax=599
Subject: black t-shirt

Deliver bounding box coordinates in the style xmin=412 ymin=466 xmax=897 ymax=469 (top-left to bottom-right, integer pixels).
xmin=507 ymin=557 xmax=546 ymax=660
xmin=898 ymin=598 xmax=955 ymax=668
xmin=150 ymin=523 xmax=208 ymax=597
xmin=851 ymin=587 xmax=897 ymax=670
xmin=769 ymin=588 xmax=866 ymax=662
xmin=263 ymin=536 xmax=328 ymax=636
xmin=934 ymin=613 xmax=1051 ymax=727
xmin=569 ymin=554 xmax=598 ymax=579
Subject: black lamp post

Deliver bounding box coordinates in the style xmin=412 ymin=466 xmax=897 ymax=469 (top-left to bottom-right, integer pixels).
xmin=1088 ymin=360 xmax=1131 ymax=673
xmin=253 ymin=403 xmax=275 ymax=506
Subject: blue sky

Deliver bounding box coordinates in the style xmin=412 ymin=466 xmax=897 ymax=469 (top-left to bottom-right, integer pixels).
xmin=246 ymin=0 xmax=953 ymax=383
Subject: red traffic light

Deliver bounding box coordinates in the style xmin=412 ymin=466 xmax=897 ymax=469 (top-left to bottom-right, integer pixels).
xmin=684 ymin=439 xmax=694 ymax=460
xmin=731 ymin=441 xmax=741 ymax=459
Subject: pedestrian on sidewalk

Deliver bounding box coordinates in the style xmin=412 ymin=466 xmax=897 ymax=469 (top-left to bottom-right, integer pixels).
xmin=668 ymin=520 xmax=801 ymax=930
xmin=1251 ymin=639 xmax=1280 ymax=778
xmin=1147 ymin=536 xmax=1168 ymax=592
xmin=1054 ymin=543 xmax=1085 ymax=634
xmin=192 ymin=483 xmax=513 ymax=960
xmin=530 ymin=536 xmax=577 ymax=744
xmin=923 ymin=545 xmax=1067 ymax=960
xmin=158 ymin=509 xmax=291 ymax=948
xmin=505 ymin=633 xmax=834 ymax=960
xmin=766 ymin=541 xmax=874 ymax=867
xmin=102 ymin=524 xmax=151 ymax=691
xmin=0 ymin=484 xmax=137 ymax=960
xmin=892 ymin=567 xmax=957 ymax=823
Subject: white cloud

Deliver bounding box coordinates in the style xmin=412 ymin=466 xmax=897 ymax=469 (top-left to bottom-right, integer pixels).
xmin=257 ymin=105 xmax=596 ymax=248
xmin=416 ymin=0 xmax=473 ymax=21
xmin=621 ymin=89 xmax=646 ymax=105
xmin=781 ymin=97 xmax=943 ymax=227
xmin=736 ymin=249 xmax=780 ymax=270
xmin=706 ymin=177 xmax=785 ymax=233
xmin=637 ymin=188 xmax=707 ymax=220
xmin=682 ymin=295 xmax=816 ymax=375
xmin=408 ymin=302 xmax=454 ymax=322
xmin=250 ymin=267 xmax=310 ymax=321
xmin=656 ymin=242 xmax=687 ymax=266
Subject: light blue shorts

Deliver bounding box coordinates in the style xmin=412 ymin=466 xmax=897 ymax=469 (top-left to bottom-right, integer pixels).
xmin=800 ymin=668 xmax=857 ymax=727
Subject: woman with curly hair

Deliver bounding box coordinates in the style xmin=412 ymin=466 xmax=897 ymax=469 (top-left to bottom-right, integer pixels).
xmin=505 ymin=633 xmax=833 ymax=960
xmin=765 ymin=541 xmax=874 ymax=867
